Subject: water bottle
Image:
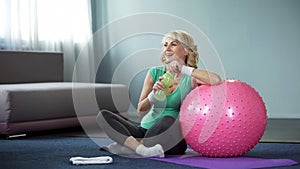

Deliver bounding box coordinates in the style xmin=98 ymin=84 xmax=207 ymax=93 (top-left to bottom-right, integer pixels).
xmin=154 ymin=71 xmax=174 ymax=102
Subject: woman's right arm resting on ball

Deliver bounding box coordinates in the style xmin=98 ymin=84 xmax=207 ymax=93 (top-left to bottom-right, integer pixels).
xmin=137 ymin=72 xmax=154 ymax=117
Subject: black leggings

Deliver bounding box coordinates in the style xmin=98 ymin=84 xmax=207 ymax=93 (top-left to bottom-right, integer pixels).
xmin=96 ymin=109 xmax=187 ymax=155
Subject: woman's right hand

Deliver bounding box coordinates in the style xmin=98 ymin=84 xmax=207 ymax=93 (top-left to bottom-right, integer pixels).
xmin=152 ymin=76 xmax=164 ymax=92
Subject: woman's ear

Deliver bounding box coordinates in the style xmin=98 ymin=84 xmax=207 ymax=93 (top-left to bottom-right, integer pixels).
xmin=184 ymin=47 xmax=188 ymax=56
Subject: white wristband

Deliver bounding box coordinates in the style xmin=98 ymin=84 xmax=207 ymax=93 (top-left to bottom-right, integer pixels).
xmin=181 ymin=65 xmax=194 ymax=76
xmin=147 ymin=90 xmax=156 ymax=104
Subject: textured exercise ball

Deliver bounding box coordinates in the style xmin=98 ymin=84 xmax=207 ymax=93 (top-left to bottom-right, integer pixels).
xmin=180 ymin=80 xmax=267 ymax=157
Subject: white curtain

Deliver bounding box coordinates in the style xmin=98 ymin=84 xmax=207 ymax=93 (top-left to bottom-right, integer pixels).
xmin=0 ymin=0 xmax=93 ymax=81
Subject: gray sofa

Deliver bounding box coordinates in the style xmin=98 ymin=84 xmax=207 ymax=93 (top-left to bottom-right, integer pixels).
xmin=0 ymin=51 xmax=130 ymax=136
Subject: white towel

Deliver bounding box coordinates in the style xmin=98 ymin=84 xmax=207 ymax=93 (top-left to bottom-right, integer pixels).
xmin=69 ymin=156 xmax=113 ymax=165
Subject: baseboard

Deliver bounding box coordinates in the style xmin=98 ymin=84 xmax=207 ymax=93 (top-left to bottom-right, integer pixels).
xmin=268 ymin=113 xmax=300 ymax=119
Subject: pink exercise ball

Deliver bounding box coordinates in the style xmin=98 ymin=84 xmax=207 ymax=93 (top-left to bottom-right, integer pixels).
xmin=180 ymin=80 xmax=267 ymax=157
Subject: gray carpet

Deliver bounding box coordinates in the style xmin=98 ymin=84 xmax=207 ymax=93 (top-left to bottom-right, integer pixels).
xmin=0 ymin=135 xmax=299 ymax=169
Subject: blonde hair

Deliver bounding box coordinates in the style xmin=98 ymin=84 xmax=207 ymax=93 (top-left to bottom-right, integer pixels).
xmin=160 ymin=30 xmax=199 ymax=68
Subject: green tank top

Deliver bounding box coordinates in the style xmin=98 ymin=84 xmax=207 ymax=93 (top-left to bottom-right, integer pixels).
xmin=141 ymin=66 xmax=192 ymax=129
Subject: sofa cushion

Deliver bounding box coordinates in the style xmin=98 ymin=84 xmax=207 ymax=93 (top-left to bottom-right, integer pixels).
xmin=0 ymin=82 xmax=130 ymax=123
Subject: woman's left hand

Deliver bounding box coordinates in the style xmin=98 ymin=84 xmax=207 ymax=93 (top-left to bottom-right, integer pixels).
xmin=167 ymin=60 xmax=184 ymax=74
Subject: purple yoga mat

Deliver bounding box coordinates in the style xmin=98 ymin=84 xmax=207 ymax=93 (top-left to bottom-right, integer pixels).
xmin=151 ymin=150 xmax=297 ymax=169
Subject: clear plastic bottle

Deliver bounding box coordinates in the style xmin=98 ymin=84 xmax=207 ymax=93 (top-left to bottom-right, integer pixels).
xmin=154 ymin=71 xmax=174 ymax=102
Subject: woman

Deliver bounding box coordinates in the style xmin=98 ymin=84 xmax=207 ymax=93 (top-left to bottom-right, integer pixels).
xmin=97 ymin=30 xmax=222 ymax=158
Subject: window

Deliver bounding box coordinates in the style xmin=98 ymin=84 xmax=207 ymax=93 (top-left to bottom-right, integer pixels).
xmin=0 ymin=0 xmax=92 ymax=50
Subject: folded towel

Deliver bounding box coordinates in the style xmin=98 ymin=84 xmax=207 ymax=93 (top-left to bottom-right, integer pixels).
xmin=69 ymin=156 xmax=113 ymax=165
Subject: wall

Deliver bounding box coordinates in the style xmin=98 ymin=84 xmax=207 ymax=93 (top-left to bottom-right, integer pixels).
xmin=91 ymin=0 xmax=300 ymax=118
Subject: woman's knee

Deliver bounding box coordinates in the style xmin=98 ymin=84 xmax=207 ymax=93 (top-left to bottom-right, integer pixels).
xmin=96 ymin=109 xmax=114 ymax=128
xmin=99 ymin=109 xmax=113 ymax=119
xmin=98 ymin=109 xmax=117 ymax=121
